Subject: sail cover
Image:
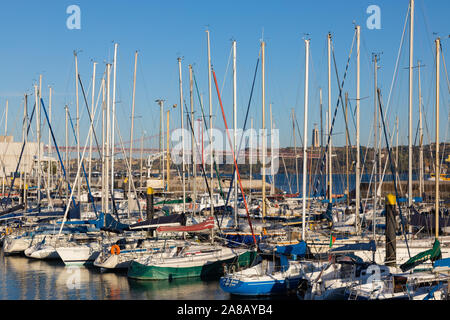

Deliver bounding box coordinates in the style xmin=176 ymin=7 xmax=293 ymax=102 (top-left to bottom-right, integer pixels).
xmin=156 ymin=217 xmax=214 ymax=232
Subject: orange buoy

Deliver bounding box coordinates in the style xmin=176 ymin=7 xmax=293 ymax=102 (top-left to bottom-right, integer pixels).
xmin=110 ymin=245 xmax=120 ymax=255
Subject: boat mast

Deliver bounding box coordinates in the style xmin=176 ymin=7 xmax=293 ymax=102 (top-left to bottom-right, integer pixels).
xmin=345 ymin=92 xmax=350 ymax=208
xmin=418 ymin=60 xmax=424 ymax=198
xmin=302 ymin=38 xmax=310 ymax=240
xmin=270 ymin=103 xmax=275 ymax=195
xmin=373 ymin=54 xmax=379 ymax=237
xmin=327 ymin=33 xmax=333 ymax=203
xmin=293 ymin=108 xmax=299 ymax=194
xmin=177 ymin=57 xmax=186 ymax=214
xmin=74 ymin=51 xmax=81 ymax=204
xmin=48 ymin=88 xmax=52 ymax=191
xmin=232 ymin=40 xmax=238 ymax=227
xmin=36 ymin=79 xmax=41 ymax=209
xmin=250 ymin=117 xmax=253 ymax=201
xmin=435 ymin=37 xmax=440 ymax=240
xmin=111 ymin=43 xmax=118 ymax=201
xmin=101 ymin=77 xmax=106 ymax=213
xmin=189 ymin=64 xmax=196 ymax=215
xmin=23 ymin=95 xmax=28 ymax=206
xmin=166 ymin=109 xmax=170 ymax=193
xmin=206 ymin=30 xmax=214 ymax=218
xmin=261 ymin=40 xmax=266 ymax=220
xmin=89 ymin=62 xmax=97 ymax=194
xmin=106 ymin=63 xmax=111 ymax=214
xmin=128 ymin=51 xmax=138 ymax=217
xmin=408 ymin=0 xmax=415 ymax=208
xmin=65 ymin=105 xmax=69 ymax=202
xmin=355 ymin=25 xmax=361 ymax=235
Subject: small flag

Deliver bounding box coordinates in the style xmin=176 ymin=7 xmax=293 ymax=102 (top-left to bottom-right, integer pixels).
xmin=329 ymin=234 xmax=336 ymax=248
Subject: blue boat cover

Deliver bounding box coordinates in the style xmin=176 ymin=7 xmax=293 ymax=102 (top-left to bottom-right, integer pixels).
xmin=433 ymin=258 xmax=450 ymax=270
xmin=330 ymin=240 xmax=376 ymax=253
xmin=276 ymin=241 xmax=308 ymax=270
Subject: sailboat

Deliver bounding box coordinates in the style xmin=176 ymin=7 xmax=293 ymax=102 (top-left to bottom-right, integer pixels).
xmin=127 ymin=241 xmax=256 ymax=280
xmin=220 ymin=241 xmax=307 ymax=296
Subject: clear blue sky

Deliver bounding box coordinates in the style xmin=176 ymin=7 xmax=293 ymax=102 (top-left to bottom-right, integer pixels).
xmin=0 ymin=0 xmax=448 ymax=151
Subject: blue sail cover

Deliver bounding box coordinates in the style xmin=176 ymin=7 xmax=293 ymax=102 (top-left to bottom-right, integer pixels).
xmin=276 ymin=241 xmax=308 ymax=270
xmin=330 ymin=240 xmax=376 ymax=253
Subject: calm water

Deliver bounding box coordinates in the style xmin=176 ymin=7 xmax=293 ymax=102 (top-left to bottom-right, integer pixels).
xmin=0 ymin=251 xmax=229 ymax=300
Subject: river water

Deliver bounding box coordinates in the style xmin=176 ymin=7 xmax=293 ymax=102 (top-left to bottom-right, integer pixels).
xmin=0 ymin=250 xmax=231 ymax=300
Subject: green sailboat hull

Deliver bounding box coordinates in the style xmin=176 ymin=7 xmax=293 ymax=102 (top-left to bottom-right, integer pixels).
xmin=127 ymin=250 xmax=256 ymax=280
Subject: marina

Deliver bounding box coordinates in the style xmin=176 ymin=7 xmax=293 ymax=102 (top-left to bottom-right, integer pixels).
xmin=0 ymin=0 xmax=449 ymax=307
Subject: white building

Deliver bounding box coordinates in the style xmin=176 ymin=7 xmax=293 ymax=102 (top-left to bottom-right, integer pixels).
xmin=0 ymin=136 xmax=46 ymax=178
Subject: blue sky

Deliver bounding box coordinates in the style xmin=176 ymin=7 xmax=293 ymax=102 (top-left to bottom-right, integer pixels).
xmin=0 ymin=0 xmax=448 ymax=151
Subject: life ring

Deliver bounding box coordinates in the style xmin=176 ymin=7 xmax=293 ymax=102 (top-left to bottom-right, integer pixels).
xmin=110 ymin=245 xmax=121 ymax=255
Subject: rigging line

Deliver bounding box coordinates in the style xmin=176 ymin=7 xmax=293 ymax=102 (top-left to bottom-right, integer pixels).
xmin=66 ymin=108 xmax=98 ymax=218
xmin=438 ymin=44 xmax=449 ymax=169
xmin=40 ymin=99 xmax=77 ymax=210
xmin=78 ymin=72 xmax=119 ymax=218
xmin=212 ymin=67 xmax=258 ymax=248
xmin=112 ymin=107 xmax=143 ymax=220
xmin=212 ymin=45 xmax=233 ymax=130
xmin=1 ymin=103 xmax=36 ymax=210
xmin=192 ymin=68 xmax=226 ymax=201
xmin=182 ymin=100 xmax=222 ymax=233
xmin=385 ymin=3 xmax=410 ymax=116
xmin=311 ymin=29 xmax=356 ymax=198
xmin=57 ymin=93 xmax=101 ymax=235
xmin=223 ymin=58 xmax=260 ymax=212
xmin=378 ymin=88 xmax=411 ymax=258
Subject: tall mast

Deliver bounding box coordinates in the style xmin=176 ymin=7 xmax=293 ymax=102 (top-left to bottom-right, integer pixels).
xmin=101 ymin=77 xmax=106 ymax=213
xmin=111 ymin=43 xmax=118 ymax=200
xmin=302 ymin=38 xmax=310 ymax=240
xmin=435 ymin=37 xmax=440 ymax=240
xmin=206 ymin=29 xmax=214 ymax=218
xmin=37 ymin=76 xmax=42 ymax=208
xmin=408 ymin=0 xmax=415 ymax=207
xmin=4 ymin=100 xmax=8 ymax=136
xmin=327 ymin=33 xmax=333 ymax=203
xmin=355 ymin=25 xmax=361 ymax=235
xmin=261 ymin=40 xmax=266 ymax=219
xmin=65 ymin=105 xmax=69 ymax=202
xmin=89 ymin=62 xmax=97 ymax=193
xmin=139 ymin=133 xmax=144 ymax=190
xmin=178 ymin=57 xmax=186 ymax=214
xmin=418 ymin=61 xmax=424 ymax=198
xmin=232 ymin=40 xmax=238 ymax=226
xmin=166 ymin=110 xmax=170 ymax=193
xmin=345 ymin=92 xmax=350 ymax=207
xmin=106 ymin=63 xmax=111 ymax=214
xmin=270 ymin=103 xmax=275 ymax=195
xmin=293 ymin=109 xmax=299 ymax=194
xmin=48 ymin=87 xmax=52 ymax=190
xmin=128 ymin=51 xmax=138 ymax=214
xmin=74 ymin=52 xmax=80 ymax=204
xmin=189 ymin=64 xmax=196 ymax=214
xmin=320 ymin=88 xmax=323 ymax=149
xmin=373 ymin=54 xmax=378 ymax=236
xmin=23 ymin=95 xmax=28 ymax=204
xmin=250 ymin=117 xmax=253 ymax=201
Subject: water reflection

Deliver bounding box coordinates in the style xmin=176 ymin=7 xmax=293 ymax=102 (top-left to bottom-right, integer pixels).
xmin=0 ymin=251 xmax=228 ymax=300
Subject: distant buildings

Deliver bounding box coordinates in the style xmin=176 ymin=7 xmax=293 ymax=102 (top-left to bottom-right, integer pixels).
xmin=312 ymin=124 xmax=320 ymax=148
xmin=0 ymin=136 xmax=46 ymax=178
